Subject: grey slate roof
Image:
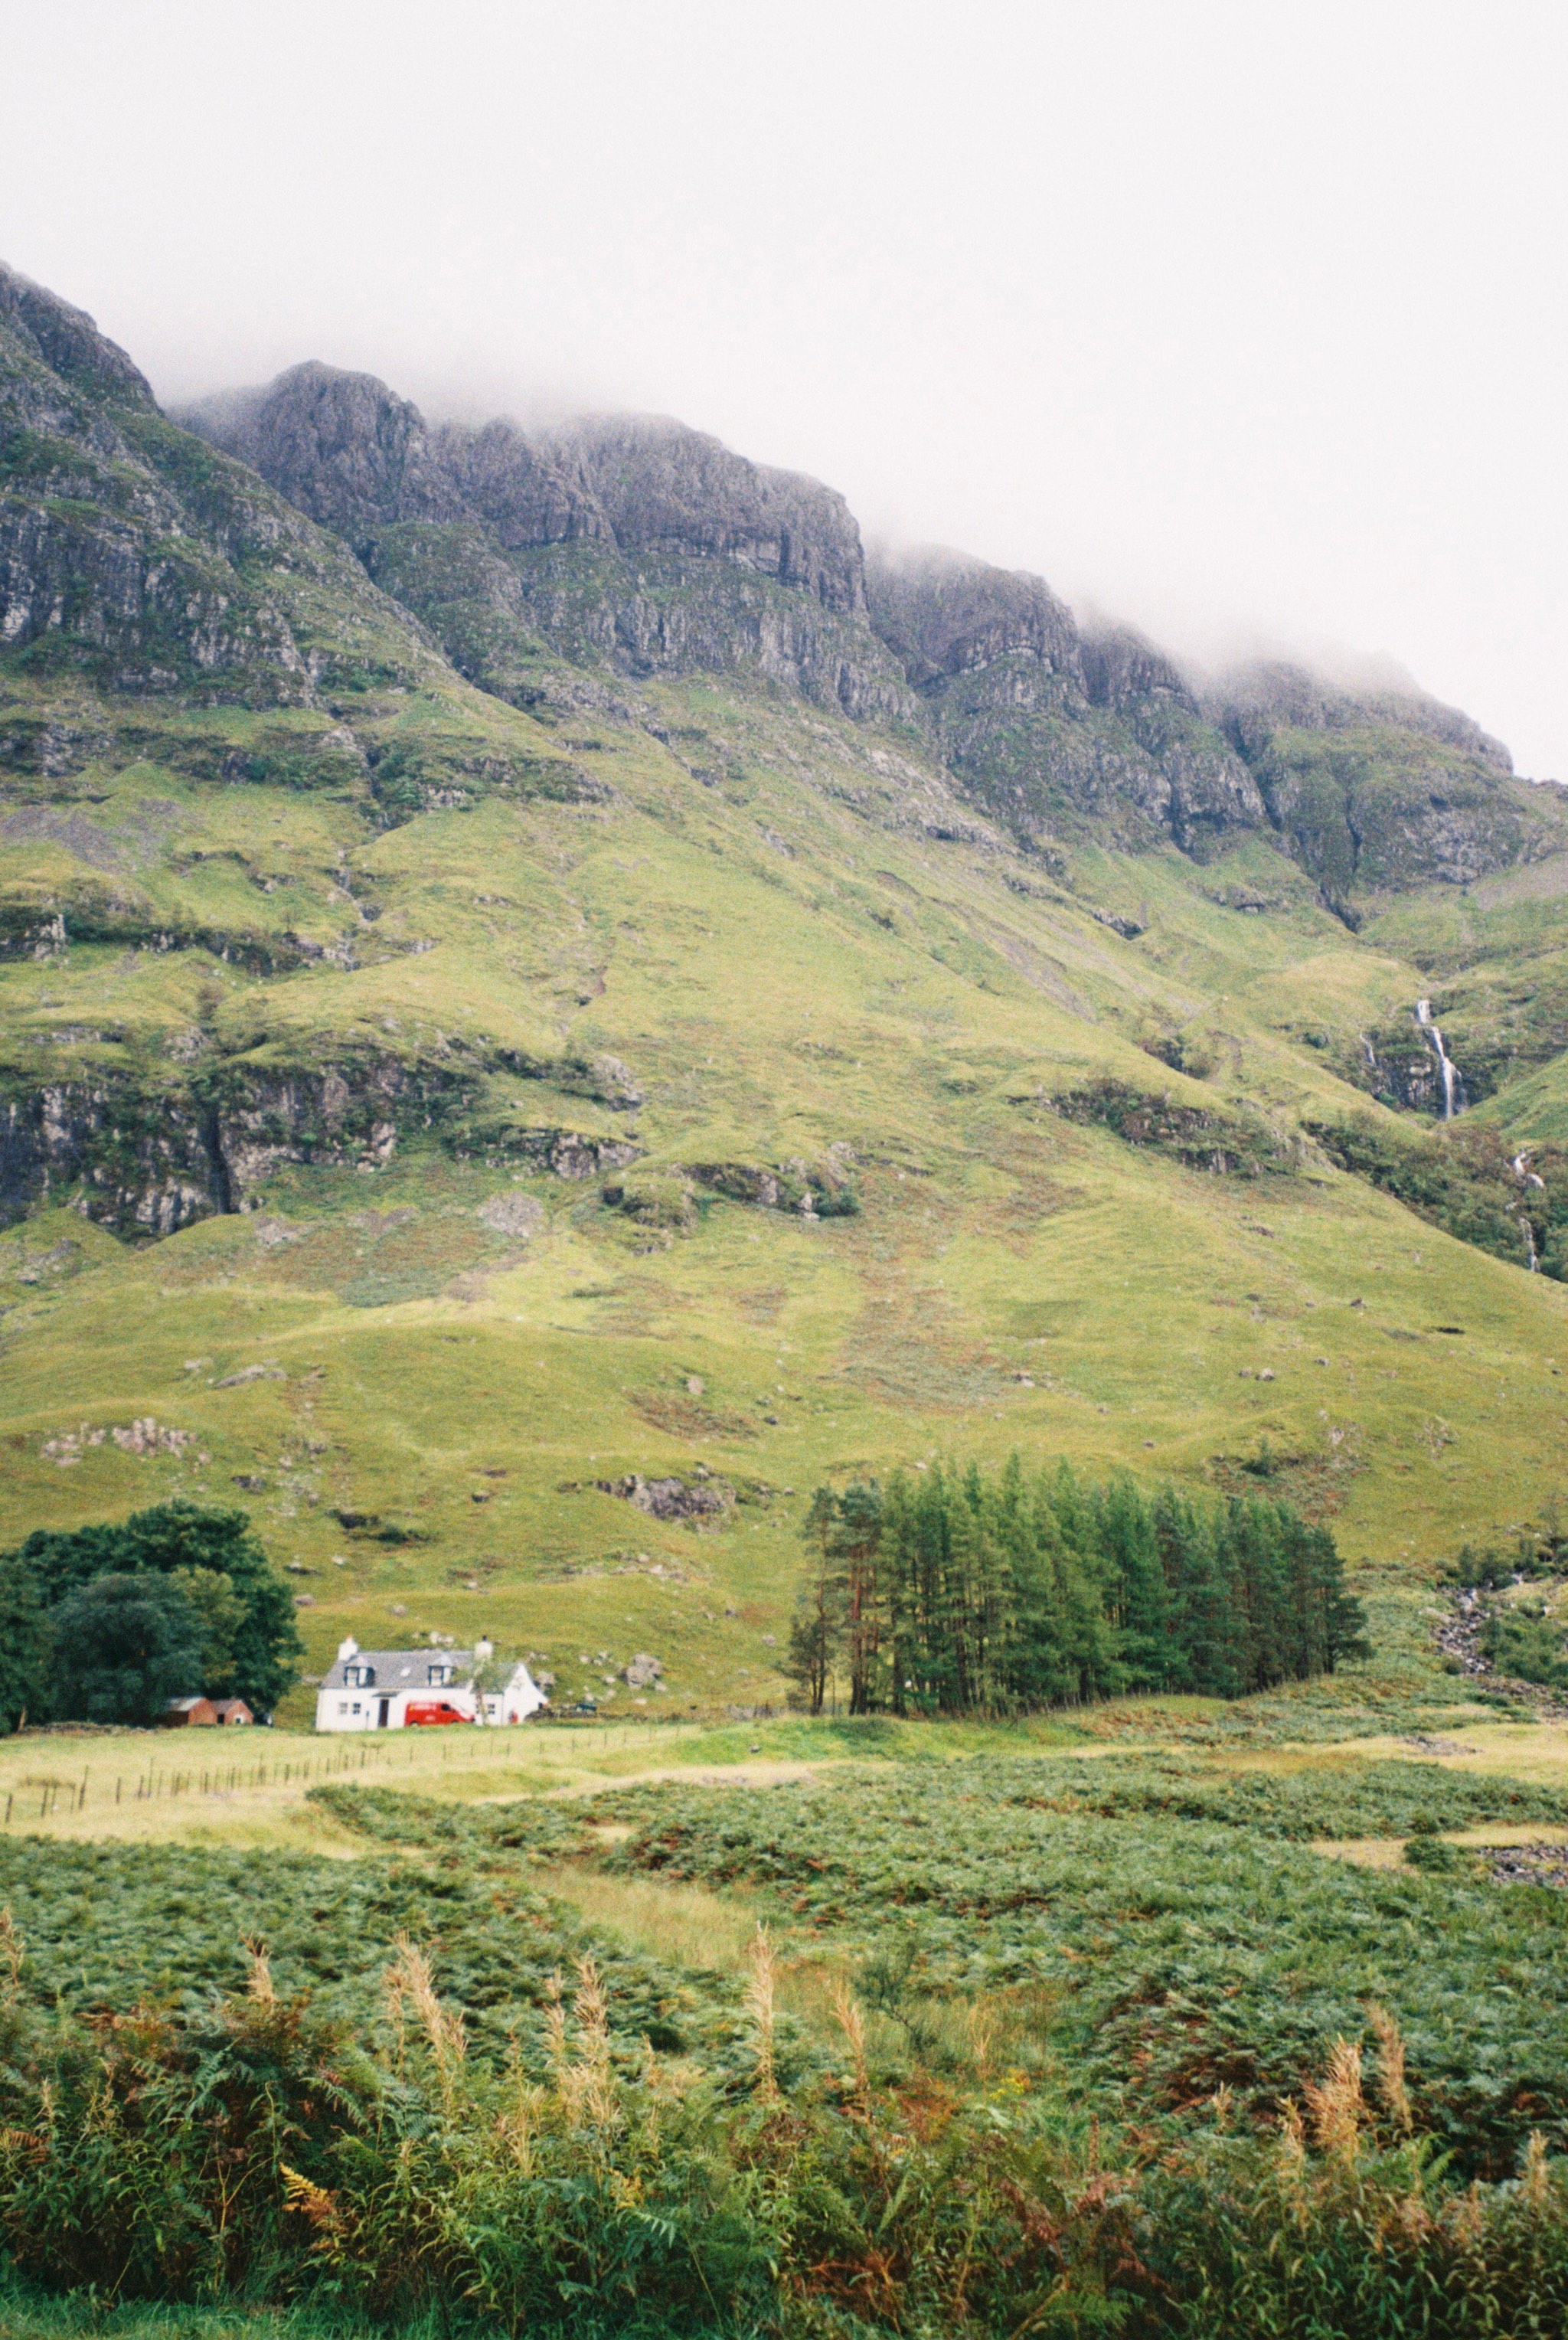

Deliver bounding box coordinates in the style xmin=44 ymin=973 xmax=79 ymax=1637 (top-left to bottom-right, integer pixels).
xmin=319 ymin=1648 xmax=476 ymax=1693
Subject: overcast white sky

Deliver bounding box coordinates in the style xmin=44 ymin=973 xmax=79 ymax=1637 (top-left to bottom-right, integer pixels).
xmin=5 ymin=0 xmax=1566 ymax=772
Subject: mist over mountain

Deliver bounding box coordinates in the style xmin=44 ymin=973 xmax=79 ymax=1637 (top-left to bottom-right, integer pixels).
xmin=166 ymin=322 xmax=1550 ymax=906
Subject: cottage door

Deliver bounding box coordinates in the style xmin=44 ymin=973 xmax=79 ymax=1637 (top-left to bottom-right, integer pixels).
xmin=376 ymin=1698 xmax=390 ymax=1729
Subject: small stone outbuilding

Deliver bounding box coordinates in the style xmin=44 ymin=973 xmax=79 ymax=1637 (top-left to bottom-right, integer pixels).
xmin=162 ymin=1696 xmax=219 ymax=1727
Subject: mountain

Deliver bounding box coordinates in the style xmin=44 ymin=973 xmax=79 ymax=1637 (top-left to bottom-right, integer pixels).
xmin=175 ymin=360 xmax=1567 ymax=896
xmin=5 ymin=261 xmax=1568 ymax=1721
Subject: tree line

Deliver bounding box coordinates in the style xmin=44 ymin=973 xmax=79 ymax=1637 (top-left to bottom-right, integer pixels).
xmin=0 ymin=1501 xmax=302 ymax=1732
xmin=787 ymin=1457 xmax=1368 ymax=1715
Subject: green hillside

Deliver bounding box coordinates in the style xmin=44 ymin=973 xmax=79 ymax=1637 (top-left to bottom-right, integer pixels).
xmin=5 ymin=264 xmax=1568 ymax=1724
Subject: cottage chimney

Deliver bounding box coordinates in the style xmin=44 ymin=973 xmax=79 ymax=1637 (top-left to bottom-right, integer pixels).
xmin=337 ymin=1636 xmax=359 ymax=1662
xmin=475 ymin=1636 xmax=494 ymax=1665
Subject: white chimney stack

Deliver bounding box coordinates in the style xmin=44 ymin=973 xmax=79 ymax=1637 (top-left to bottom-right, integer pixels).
xmin=337 ymin=1636 xmax=358 ymax=1662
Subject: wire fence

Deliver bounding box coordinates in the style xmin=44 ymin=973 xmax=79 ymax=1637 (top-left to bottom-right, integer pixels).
xmin=1 ymin=1735 xmax=397 ymax=1825
xmin=0 ymin=1717 xmax=691 ymax=1826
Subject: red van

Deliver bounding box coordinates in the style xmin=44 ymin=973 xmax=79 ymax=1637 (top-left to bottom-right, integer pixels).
xmin=404 ymin=1699 xmax=473 ymax=1727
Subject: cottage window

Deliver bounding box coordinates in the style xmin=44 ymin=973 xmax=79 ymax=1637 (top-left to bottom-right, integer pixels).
xmin=344 ymin=1662 xmax=376 ymax=1688
xmin=427 ymin=1664 xmax=452 ymax=1687
xmin=338 ymin=1700 xmax=349 ymax=1716
xmin=351 ymin=1701 xmax=361 ymax=1715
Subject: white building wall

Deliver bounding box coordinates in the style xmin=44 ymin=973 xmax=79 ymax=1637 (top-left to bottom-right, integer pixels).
xmin=315 ymin=1653 xmax=547 ymax=1732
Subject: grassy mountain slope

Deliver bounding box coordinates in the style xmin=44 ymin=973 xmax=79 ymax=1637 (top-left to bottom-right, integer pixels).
xmin=5 ymin=270 xmax=1568 ymax=1723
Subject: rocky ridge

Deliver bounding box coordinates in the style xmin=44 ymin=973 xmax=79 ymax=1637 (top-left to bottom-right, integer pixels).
xmin=172 ymin=342 xmax=1564 ymax=894
xmin=5 ymin=258 xmax=1557 ymax=897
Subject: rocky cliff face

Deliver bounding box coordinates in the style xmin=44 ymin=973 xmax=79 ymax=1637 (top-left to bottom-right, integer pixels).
xmin=1209 ymin=659 xmax=1560 ymax=899
xmin=554 ymin=413 xmax=867 ymax=616
xmin=868 ymin=546 xmax=1082 ymax=687
xmin=181 ymin=370 xmax=869 ymax=616
xmin=178 ymin=361 xmax=466 ymax=545
xmin=1216 ymin=659 xmax=1513 ymax=771
xmin=865 ymin=538 xmax=1557 ymax=884
xmin=867 ymin=549 xmax=1266 ymax=858
xmin=15 ymin=264 xmax=1559 ymax=904
xmin=0 ymin=266 xmax=157 ymax=411
xmin=0 ymin=1036 xmax=645 ymax=1237
xmin=434 ymin=418 xmax=609 ymax=551
xmin=178 ymin=367 xmax=903 ymax=721
xmin=0 ymin=265 xmax=594 ymax=836
xmin=0 ymin=263 xmax=454 ymax=709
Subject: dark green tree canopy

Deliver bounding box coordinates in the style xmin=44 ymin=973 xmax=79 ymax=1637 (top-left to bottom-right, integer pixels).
xmin=789 ymin=1455 xmax=1368 ymax=1717
xmin=0 ymin=1557 xmax=52 ymax=1734
xmin=51 ymin=1572 xmax=207 ymax=1727
xmin=8 ymin=1501 xmax=302 ymax=1720
xmin=18 ymin=1499 xmax=272 ymax=1602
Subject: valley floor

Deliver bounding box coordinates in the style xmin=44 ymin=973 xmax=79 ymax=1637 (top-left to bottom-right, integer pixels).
xmin=6 ymin=1632 xmax=1568 ymax=2335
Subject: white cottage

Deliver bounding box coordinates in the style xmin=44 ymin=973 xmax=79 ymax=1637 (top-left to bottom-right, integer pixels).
xmin=315 ymin=1637 xmax=548 ymax=1732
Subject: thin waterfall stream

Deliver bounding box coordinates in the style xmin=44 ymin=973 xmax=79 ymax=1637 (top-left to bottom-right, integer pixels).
xmin=1514 ymin=1152 xmax=1546 ymax=1271
xmin=1414 ymin=998 xmax=1464 ymax=1119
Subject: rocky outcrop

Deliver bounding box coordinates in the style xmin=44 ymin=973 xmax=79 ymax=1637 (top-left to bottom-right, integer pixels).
xmin=867 ymin=549 xmax=1263 ymax=858
xmin=177 ymin=362 xmax=466 ymax=546
xmin=0 ymin=1054 xmax=435 ymax=1234
xmin=1210 ymin=659 xmax=1564 ymax=898
xmin=553 ymin=413 xmax=867 ymax=616
xmin=434 ymin=417 xmax=608 ymax=551
xmin=500 ymin=544 xmax=911 ymax=722
xmin=869 ymin=545 xmax=1082 ymax=688
xmin=866 ymin=543 xmax=1553 ymax=883
xmin=0 ymin=264 xmax=449 ymax=706
xmin=181 ymin=371 xmax=870 ymax=619
xmin=0 ymin=265 xmax=155 ymax=411
xmin=1215 ymin=659 xmax=1514 ymax=772
xmin=0 ymin=293 xmax=305 ymax=700
xmin=178 ymin=366 xmax=903 ymax=718
xmin=0 ymin=1079 xmax=219 ymax=1236
xmin=595 ymin=1473 xmax=730 ymax=1521
xmin=1044 ymin=1077 xmax=1298 ymax=1178
xmin=0 ymin=1036 xmax=646 ymax=1234
xmin=1079 ymin=623 xmax=1189 ymax=711
xmin=684 ymin=1159 xmax=859 ymax=1215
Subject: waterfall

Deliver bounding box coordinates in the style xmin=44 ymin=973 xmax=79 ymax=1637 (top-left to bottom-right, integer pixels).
xmin=1414 ymin=998 xmax=1463 ymax=1119
xmin=1512 ymin=1152 xmax=1544 ymax=1272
